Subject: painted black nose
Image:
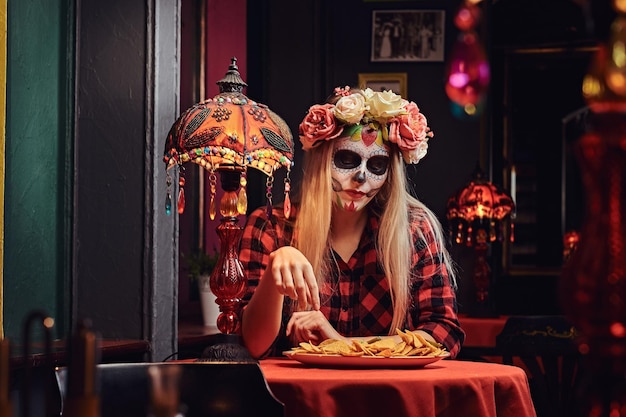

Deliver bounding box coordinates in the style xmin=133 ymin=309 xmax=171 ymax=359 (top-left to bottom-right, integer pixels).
xmin=353 ymin=170 xmax=366 ymax=184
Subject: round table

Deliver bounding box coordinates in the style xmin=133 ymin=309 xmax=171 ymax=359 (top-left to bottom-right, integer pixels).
xmin=259 ymin=358 xmax=537 ymax=417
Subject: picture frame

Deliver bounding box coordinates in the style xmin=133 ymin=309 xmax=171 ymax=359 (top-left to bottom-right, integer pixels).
xmin=358 ymin=72 xmax=407 ymax=97
xmin=371 ymin=10 xmax=445 ymax=62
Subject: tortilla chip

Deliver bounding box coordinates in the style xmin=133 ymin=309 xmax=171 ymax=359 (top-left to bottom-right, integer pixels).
xmin=340 ymin=350 xmax=365 ymax=357
xmin=367 ymin=338 xmax=396 ymax=351
xmin=320 ymin=340 xmax=353 ymax=354
xmin=353 ymin=340 xmax=375 ymax=356
xmin=299 ymin=342 xmax=322 ymax=353
xmin=319 ymin=338 xmax=341 ymax=347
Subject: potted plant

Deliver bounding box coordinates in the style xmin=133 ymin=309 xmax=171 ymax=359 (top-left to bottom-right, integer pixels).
xmin=183 ymin=250 xmax=220 ymax=329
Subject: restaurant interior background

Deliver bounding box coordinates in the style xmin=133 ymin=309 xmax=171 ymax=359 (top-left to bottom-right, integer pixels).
xmin=0 ymin=0 xmax=616 ymax=360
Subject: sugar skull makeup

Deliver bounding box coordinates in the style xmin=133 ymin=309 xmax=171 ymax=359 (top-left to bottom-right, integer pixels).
xmin=331 ymin=128 xmax=390 ymax=212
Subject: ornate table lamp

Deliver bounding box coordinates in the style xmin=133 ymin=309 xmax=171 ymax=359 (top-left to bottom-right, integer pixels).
xmin=163 ymin=58 xmax=294 ymax=351
xmin=446 ymin=165 xmax=515 ymax=314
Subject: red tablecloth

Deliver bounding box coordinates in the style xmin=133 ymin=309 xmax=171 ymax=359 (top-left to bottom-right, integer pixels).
xmin=458 ymin=314 xmax=509 ymax=348
xmin=259 ymin=358 xmax=537 ymax=417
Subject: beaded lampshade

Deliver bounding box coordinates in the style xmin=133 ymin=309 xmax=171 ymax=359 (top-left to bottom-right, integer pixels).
xmin=163 ymin=57 xmax=295 ymax=219
xmin=446 ymin=165 xmax=515 ymax=247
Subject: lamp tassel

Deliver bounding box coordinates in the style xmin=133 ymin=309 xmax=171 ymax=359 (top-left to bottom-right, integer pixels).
xmin=209 ymin=171 xmax=217 ymax=220
xmin=165 ymin=173 xmax=173 ymax=216
xmin=266 ymin=176 xmax=274 ymax=218
xmin=237 ymin=171 xmax=248 ymax=215
xmin=283 ymin=175 xmax=292 ymax=219
xmin=177 ymin=175 xmax=186 ymax=214
xmin=176 ymin=167 xmax=186 ymax=214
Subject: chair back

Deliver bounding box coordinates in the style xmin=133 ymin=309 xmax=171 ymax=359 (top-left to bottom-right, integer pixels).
xmin=56 ymin=362 xmax=284 ymax=417
xmin=495 ymin=315 xmax=581 ymax=417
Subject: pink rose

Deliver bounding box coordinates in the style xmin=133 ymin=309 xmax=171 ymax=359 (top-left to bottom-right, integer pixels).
xmin=388 ymin=120 xmax=418 ymax=151
xmin=387 ymin=102 xmax=433 ymax=164
xmin=298 ymin=104 xmax=344 ymax=150
xmin=398 ymin=102 xmax=431 ymax=141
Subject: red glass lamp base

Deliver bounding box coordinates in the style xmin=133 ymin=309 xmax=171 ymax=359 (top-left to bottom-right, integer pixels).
xmin=209 ymin=216 xmax=246 ymax=335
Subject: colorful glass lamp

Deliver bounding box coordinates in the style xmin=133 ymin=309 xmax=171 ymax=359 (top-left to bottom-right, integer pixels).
xmin=446 ymin=0 xmax=490 ymax=118
xmin=446 ymin=165 xmax=515 ymax=312
xmin=163 ymin=58 xmax=294 ymax=341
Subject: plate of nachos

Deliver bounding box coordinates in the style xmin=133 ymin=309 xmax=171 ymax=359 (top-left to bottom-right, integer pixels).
xmin=283 ymin=329 xmax=450 ymax=368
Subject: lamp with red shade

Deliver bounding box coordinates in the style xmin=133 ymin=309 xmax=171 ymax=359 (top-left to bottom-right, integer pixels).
xmin=446 ymin=165 xmax=515 ymax=315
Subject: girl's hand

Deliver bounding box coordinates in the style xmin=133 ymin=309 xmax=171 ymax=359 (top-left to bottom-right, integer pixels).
xmin=265 ymin=246 xmax=321 ymax=311
xmin=286 ymin=310 xmax=343 ymax=345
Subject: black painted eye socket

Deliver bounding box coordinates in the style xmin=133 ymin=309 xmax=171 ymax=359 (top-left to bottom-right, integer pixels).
xmin=334 ymin=150 xmax=361 ymax=169
xmin=333 ymin=150 xmax=389 ymax=176
xmin=366 ymin=155 xmax=390 ymax=176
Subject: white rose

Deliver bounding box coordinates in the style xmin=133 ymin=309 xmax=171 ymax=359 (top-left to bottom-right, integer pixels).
xmin=334 ymin=93 xmax=367 ymax=124
xmin=367 ymin=90 xmax=405 ymax=120
xmin=362 ymin=88 xmax=375 ymax=100
xmin=403 ymin=141 xmax=429 ymax=164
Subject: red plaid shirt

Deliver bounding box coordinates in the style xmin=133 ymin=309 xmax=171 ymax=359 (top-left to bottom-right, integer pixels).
xmin=239 ymin=204 xmax=465 ymax=358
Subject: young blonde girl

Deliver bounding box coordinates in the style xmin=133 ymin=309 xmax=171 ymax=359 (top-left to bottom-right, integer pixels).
xmin=240 ymin=87 xmax=464 ymax=359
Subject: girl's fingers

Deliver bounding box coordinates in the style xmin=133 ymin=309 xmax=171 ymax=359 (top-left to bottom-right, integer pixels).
xmin=278 ymin=266 xmax=298 ymax=300
xmin=287 ymin=311 xmax=324 ymax=343
xmin=296 ymin=326 xmax=317 ymax=344
xmin=269 ymin=247 xmax=320 ymax=309
xmin=287 ymin=312 xmax=309 ymax=339
xmin=302 ymin=264 xmax=320 ymax=310
xmin=291 ymin=268 xmax=308 ymax=306
xmin=285 ymin=315 xmax=295 ymax=336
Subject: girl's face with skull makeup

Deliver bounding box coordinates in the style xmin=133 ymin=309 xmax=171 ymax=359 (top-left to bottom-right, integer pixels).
xmin=331 ymin=132 xmax=390 ymax=212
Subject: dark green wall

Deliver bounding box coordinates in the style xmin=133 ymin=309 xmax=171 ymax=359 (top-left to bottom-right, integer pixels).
xmin=4 ymin=0 xmax=72 ymax=341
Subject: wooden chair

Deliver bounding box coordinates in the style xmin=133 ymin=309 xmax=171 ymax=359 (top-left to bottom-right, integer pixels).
xmin=56 ymin=361 xmax=284 ymax=417
xmin=495 ymin=315 xmax=582 ymax=417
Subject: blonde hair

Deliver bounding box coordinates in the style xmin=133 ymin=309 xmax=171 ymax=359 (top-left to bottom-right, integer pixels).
xmin=292 ymin=141 xmax=456 ymax=334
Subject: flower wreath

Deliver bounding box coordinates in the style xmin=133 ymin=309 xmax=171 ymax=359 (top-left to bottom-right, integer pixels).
xmin=298 ymin=86 xmax=434 ymax=164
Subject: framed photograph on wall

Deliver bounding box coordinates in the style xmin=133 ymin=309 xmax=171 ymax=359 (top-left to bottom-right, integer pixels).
xmin=371 ymin=9 xmax=445 ymax=62
xmin=358 ymin=72 xmax=407 ymax=97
